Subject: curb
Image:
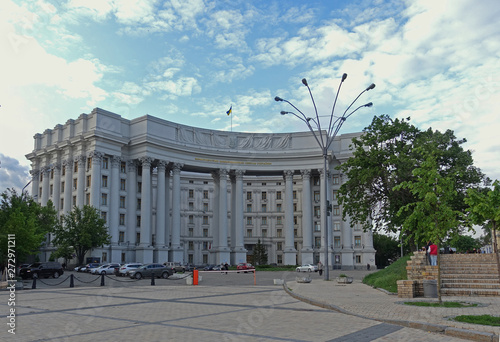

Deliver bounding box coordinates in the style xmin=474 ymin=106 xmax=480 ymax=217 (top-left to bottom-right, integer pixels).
xmin=282 ymin=281 xmax=499 ymax=342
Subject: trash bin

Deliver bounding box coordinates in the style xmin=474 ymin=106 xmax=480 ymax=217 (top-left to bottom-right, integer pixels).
xmin=423 ymin=279 xmax=438 ymax=298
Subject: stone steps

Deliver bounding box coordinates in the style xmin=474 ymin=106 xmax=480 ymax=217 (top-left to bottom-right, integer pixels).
xmin=440 ymin=288 xmax=500 ymax=296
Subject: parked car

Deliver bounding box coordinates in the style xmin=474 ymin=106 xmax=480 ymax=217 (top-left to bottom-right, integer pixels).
xmin=19 ymin=262 xmax=64 ymax=279
xmin=93 ymin=263 xmax=121 ymax=275
xmin=203 ymin=264 xmax=215 ymax=271
xmin=116 ymin=263 xmax=143 ymax=277
xmin=163 ymin=262 xmax=185 ymax=273
xmin=236 ymin=263 xmax=255 ymax=273
xmin=85 ymin=263 xmax=101 ymax=273
xmin=17 ymin=264 xmax=30 ymax=276
xmin=296 ymin=264 xmax=318 ymax=272
xmin=129 ymin=263 xmax=173 ymax=279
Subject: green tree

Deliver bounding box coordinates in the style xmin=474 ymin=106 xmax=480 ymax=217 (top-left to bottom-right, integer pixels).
xmin=446 ymin=235 xmax=480 ymax=253
xmin=52 ymin=205 xmax=111 ymax=265
xmin=337 ymin=115 xmax=486 ymax=245
xmin=0 ymin=189 xmax=57 ymax=265
xmin=373 ymin=233 xmax=411 ymax=268
xmin=252 ymin=239 xmax=268 ymax=266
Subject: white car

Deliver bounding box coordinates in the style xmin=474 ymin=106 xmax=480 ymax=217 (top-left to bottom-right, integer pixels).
xmin=117 ymin=263 xmax=143 ymax=276
xmin=296 ymin=264 xmax=318 ymax=272
xmin=92 ymin=264 xmax=120 ymax=275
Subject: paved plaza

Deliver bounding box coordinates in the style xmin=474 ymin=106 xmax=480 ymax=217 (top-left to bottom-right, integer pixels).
xmin=1 ymin=270 xmax=498 ymax=341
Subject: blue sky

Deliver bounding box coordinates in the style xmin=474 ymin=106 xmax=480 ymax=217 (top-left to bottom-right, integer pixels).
xmin=1 ymin=0 xmax=500 ymax=193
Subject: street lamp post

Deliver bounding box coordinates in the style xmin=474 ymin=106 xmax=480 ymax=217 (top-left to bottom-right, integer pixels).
xmin=275 ymin=74 xmax=374 ymax=280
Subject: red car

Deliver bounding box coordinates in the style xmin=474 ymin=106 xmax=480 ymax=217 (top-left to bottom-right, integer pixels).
xmin=236 ymin=263 xmax=255 ymax=273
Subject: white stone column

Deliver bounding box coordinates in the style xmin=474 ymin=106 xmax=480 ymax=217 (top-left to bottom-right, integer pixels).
xmin=283 ymin=170 xmax=297 ymax=265
xmin=89 ymin=152 xmax=102 ymax=207
xmin=52 ymin=164 xmax=61 ymax=212
xmin=300 ymin=169 xmax=314 ymax=264
xmin=217 ymin=169 xmax=231 ymax=264
xmin=30 ymin=169 xmax=40 ymax=201
xmin=231 ymin=170 xmax=247 ymax=264
xmin=41 ymin=166 xmax=50 ymax=206
xmin=109 ymin=156 xmax=122 ymax=263
xmin=76 ymin=155 xmax=86 ymax=208
xmin=126 ymin=160 xmax=137 ymax=261
xmin=170 ymin=163 xmax=184 ymax=263
xmin=210 ymin=171 xmax=220 ymax=265
xmin=137 ymin=157 xmax=153 ymax=264
xmin=63 ymin=159 xmax=73 ymax=213
xmin=155 ymin=160 xmax=168 ymax=262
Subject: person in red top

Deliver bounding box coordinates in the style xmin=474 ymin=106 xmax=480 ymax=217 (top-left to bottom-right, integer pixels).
xmin=429 ymin=242 xmax=438 ymax=266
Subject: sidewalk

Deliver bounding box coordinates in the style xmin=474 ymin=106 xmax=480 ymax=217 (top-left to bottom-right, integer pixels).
xmin=285 ymin=275 xmax=500 ymax=342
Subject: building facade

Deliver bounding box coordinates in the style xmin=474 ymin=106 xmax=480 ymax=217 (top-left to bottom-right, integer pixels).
xmin=26 ymin=108 xmax=376 ymax=269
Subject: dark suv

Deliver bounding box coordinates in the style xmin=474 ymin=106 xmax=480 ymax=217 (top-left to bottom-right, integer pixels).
xmin=19 ymin=262 xmax=64 ymax=279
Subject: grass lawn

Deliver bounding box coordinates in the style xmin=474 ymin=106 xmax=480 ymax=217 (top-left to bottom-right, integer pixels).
xmin=404 ymin=301 xmax=477 ymax=308
xmin=362 ymin=255 xmax=410 ymax=293
xmin=453 ymin=315 xmax=500 ymax=326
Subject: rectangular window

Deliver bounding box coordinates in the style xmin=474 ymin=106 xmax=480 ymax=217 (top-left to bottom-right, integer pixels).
xmin=246 ymin=217 xmax=252 ymax=225
xmin=102 ymin=157 xmax=109 ymax=169
xmin=203 ymin=228 xmax=208 ymax=237
xmin=355 ymin=255 xmax=361 ymax=264
xmin=120 ymin=196 xmax=126 ymax=208
xmin=277 ymin=216 xmax=282 ymax=225
xmin=136 ymin=216 xmax=141 ymax=227
xmin=246 ymin=191 xmax=252 ymax=200
xmin=62 ymin=166 xmax=66 ymax=176
xmin=102 ymin=175 xmax=108 ymax=188
xmin=137 ymin=198 xmax=141 ymax=210
xmin=293 ymin=190 xmax=297 ymax=199
xmin=261 ymin=204 xmax=267 ymax=212
xmin=120 ymin=179 xmax=126 ymax=191
xmin=120 ymin=162 xmax=126 ymax=173
xmin=72 ymin=195 xmax=76 ymax=206
xmin=86 ymin=175 xmax=91 ymax=187
xmin=262 ymin=217 xmax=267 ymax=225
xmin=315 ymin=237 xmax=321 ymax=248
xmin=203 ymin=203 xmax=209 ymax=212
xmin=314 ymin=191 xmax=320 ymax=202
xmin=333 ymin=221 xmax=341 ymax=231
xmin=188 ymin=202 xmax=194 ymax=210
xmin=246 ymin=229 xmax=252 ymax=237
xmin=101 ymin=193 xmax=107 ymax=206
xmin=246 ymin=204 xmax=252 ymax=213
xmin=333 ymin=205 xmax=340 ymax=216
xmin=136 ymin=232 xmax=140 ymax=243
xmin=332 ymin=175 xmax=340 ymax=185
xmin=332 ymin=190 xmax=338 ymax=200
xmin=203 ymin=216 xmax=209 ymax=225
xmin=60 ymin=198 xmax=64 ymax=209
xmin=294 ymin=216 xmax=298 ymax=225
xmin=313 ymin=176 xmax=320 ymax=186
xmin=276 ymin=203 xmax=282 ymax=212
xmin=49 ymin=184 xmax=53 ymax=196
xmin=119 ymin=231 xmax=125 ymax=243
xmin=354 ymin=223 xmax=362 ymax=231
xmin=188 ymin=189 xmax=194 ymax=198
xmin=262 ymin=229 xmax=267 ymax=237
xmin=188 ymin=241 xmax=194 ymax=250
xmin=314 ymin=206 xmax=320 ymax=217
xmin=74 ymin=161 xmax=78 ymax=173
xmin=119 ymin=214 xmax=125 ymax=225
xmin=355 ymin=236 xmax=362 ymax=247
xmin=203 ymin=242 xmax=208 ymax=250
xmin=61 ymin=181 xmax=65 ymax=193
xmin=276 ymin=191 xmax=282 ymax=200
xmin=87 ymin=158 xmax=92 ymax=171
xmin=101 ymin=211 xmax=107 ymax=223
xmin=277 ymin=242 xmax=282 ymax=251
xmin=50 ymin=169 xmax=54 ymax=179
xmin=102 ymin=252 xmax=107 ymax=263
xmin=335 ymin=255 xmax=341 ymax=264
xmin=262 ymin=191 xmax=267 ymax=200
xmin=294 ymin=228 xmax=297 ymax=237
xmin=203 ymin=190 xmax=209 ymax=199
xmin=189 ymin=215 xmax=194 ymax=224
xmin=314 ymin=222 xmax=321 ymax=232
xmin=293 ymin=203 xmax=297 ymax=212
xmin=73 ymin=178 xmax=78 ymax=190
xmin=277 ymin=255 xmax=283 ymax=264
xmin=334 ymin=236 xmax=341 ymax=248
xmin=277 ymin=228 xmax=282 ymax=237
xmin=137 ymin=182 xmax=142 ymax=192
xmin=188 ymin=228 xmax=194 ymax=237
xmin=85 ymin=193 xmax=90 ymax=205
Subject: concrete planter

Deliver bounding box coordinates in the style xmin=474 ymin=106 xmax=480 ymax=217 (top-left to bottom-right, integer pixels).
xmin=296 ymin=277 xmax=312 ymax=283
xmin=336 ymin=276 xmax=353 ymax=284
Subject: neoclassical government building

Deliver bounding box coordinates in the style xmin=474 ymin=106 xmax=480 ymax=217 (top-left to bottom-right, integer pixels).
xmin=26 ymin=108 xmax=375 ymax=269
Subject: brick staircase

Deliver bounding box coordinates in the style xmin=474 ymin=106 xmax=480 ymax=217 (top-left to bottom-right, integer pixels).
xmin=440 ymin=253 xmax=500 ymax=296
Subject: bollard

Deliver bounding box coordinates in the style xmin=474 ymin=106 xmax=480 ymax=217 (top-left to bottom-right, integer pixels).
xmin=193 ymin=270 xmax=198 ymax=286
xmin=151 ymin=273 xmax=155 ymax=286
xmin=31 ymin=277 xmax=37 ymax=289
xmin=70 ymin=274 xmax=74 ymax=288
xmin=101 ymin=274 xmax=105 ymax=286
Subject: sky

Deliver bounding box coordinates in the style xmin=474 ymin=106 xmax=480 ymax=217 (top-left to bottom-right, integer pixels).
xmin=1 ymin=0 xmax=500 ymax=195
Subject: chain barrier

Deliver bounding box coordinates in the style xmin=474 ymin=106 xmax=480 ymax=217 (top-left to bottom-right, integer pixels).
xmin=36 ymin=276 xmax=71 ymax=286
xmin=103 ymin=274 xmax=141 ymax=283
xmin=73 ymin=274 xmax=102 ymax=284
